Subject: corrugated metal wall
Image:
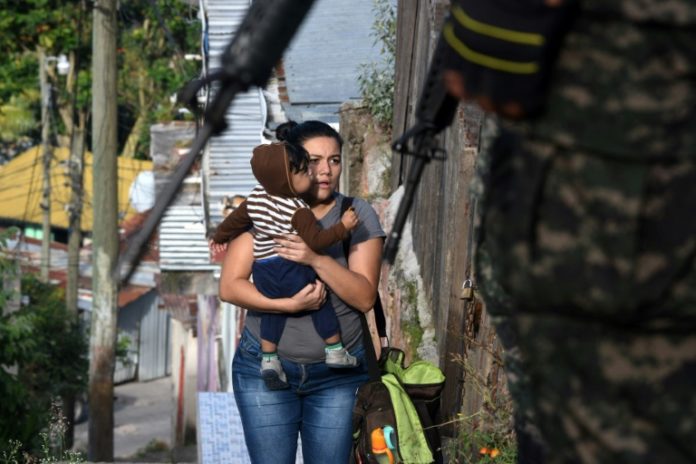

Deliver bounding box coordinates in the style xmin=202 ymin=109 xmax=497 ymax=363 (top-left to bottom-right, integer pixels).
xmin=203 ymin=0 xmax=265 ymax=231
xmin=160 ymin=201 xmax=212 ymax=270
xmin=152 ymin=123 xmax=215 ymax=271
xmin=139 ymin=293 xmax=171 ymax=381
xmin=114 ymin=290 xmax=169 ymax=383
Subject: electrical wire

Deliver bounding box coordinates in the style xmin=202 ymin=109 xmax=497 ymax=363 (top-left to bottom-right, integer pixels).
xmin=19 ymin=150 xmax=43 ymax=226
xmin=0 ymin=159 xmax=149 ymax=195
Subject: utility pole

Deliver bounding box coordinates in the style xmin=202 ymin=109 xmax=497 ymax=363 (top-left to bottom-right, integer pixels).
xmin=88 ymin=0 xmax=119 ymax=460
xmin=66 ymin=120 xmax=85 ymax=316
xmin=64 ymin=117 xmax=85 ymax=450
xmin=64 ymin=3 xmax=87 ymax=450
xmin=38 ymin=47 xmax=52 ymax=283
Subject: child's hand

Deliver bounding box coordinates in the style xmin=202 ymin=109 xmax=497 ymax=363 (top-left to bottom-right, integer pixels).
xmin=208 ymin=239 xmax=228 ymax=256
xmin=341 ymin=207 xmax=359 ymax=231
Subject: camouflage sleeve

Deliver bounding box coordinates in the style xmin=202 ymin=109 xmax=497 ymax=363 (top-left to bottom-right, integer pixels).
xmin=291 ymin=207 xmax=348 ymax=252
xmin=211 ymin=200 xmax=252 ymax=244
xmin=442 ymin=0 xmax=577 ymax=115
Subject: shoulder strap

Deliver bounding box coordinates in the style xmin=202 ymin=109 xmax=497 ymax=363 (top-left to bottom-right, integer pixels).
xmin=340 ymin=195 xmax=387 ymax=381
xmin=339 ymin=195 xmax=353 ymax=259
xmin=339 ymin=196 xmax=387 ymax=338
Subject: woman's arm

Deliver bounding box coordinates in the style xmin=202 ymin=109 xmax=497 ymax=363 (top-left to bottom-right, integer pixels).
xmin=274 ymin=235 xmax=383 ymax=313
xmin=219 ymin=232 xmax=326 ymax=313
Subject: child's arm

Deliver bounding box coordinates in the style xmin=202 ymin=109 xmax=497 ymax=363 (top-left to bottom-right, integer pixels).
xmin=291 ymin=206 xmax=358 ymax=252
xmin=211 ymin=200 xmax=252 ymax=244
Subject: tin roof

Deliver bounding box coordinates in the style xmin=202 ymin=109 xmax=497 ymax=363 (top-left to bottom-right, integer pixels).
xmin=281 ymin=0 xmax=387 ymax=122
xmin=0 ymin=146 xmax=152 ymax=231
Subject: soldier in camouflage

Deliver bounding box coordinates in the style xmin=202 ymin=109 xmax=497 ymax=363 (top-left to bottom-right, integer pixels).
xmin=442 ymin=1 xmax=696 ymax=463
xmin=470 ymin=116 xmax=549 ymax=464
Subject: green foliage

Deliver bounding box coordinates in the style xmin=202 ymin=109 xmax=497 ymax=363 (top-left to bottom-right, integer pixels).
xmin=0 ymin=268 xmax=88 ymax=455
xmin=135 ymin=439 xmax=169 ymax=458
xmin=445 ymin=412 xmax=517 ymax=463
xmin=0 ymin=426 xmax=86 ymax=464
xmin=0 ymin=0 xmax=87 ymax=110
xmin=33 ymin=400 xmax=86 ymax=463
xmin=0 ymin=54 xmax=40 ymax=105
xmin=0 ymin=93 xmax=37 ymax=142
xmin=117 ymin=0 xmax=201 ymax=158
xmin=401 ymin=319 xmax=424 ymax=362
xmin=358 ymin=0 xmax=396 ymax=129
xmin=0 ymin=55 xmax=37 ymax=160
xmin=0 ymin=227 xmax=19 ymax=310
xmin=371 ymin=0 xmax=397 ymax=58
xmin=0 ymin=0 xmax=89 ymax=160
xmin=444 ymin=355 xmax=517 ymax=463
xmin=0 ymin=1 xmax=83 ymax=54
xmin=115 ymin=332 xmax=134 ymax=366
xmin=0 ymin=0 xmax=201 ymax=160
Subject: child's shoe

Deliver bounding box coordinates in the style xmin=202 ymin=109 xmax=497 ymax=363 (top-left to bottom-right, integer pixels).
xmin=260 ymin=357 xmax=289 ymax=390
xmin=325 ymin=346 xmax=358 ymax=368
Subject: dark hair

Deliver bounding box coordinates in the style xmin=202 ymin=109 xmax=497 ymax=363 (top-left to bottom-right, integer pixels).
xmin=276 ymin=120 xmax=343 ymax=151
xmin=284 ymin=141 xmax=309 ymax=174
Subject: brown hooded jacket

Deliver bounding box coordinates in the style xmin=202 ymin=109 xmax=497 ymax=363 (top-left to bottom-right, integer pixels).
xmin=211 ymin=143 xmax=348 ymax=252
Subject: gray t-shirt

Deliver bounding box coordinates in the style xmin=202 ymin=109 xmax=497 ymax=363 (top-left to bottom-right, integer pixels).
xmin=244 ymin=193 xmax=385 ymax=363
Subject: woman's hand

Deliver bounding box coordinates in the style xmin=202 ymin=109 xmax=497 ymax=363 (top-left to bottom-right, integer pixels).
xmin=288 ymin=281 xmax=327 ymax=312
xmin=219 ymin=232 xmax=320 ymax=314
xmin=274 ymin=234 xmax=319 ymax=266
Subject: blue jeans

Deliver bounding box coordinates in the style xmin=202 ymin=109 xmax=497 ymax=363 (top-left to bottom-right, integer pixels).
xmin=233 ymin=328 xmax=369 ymax=463
xmin=253 ymin=256 xmax=340 ymax=344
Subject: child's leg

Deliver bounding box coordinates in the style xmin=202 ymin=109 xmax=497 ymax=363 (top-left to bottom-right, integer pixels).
xmin=259 ymin=314 xmax=289 ymax=390
xmin=253 ymin=260 xmax=297 ymax=390
xmin=261 ymin=338 xmax=278 ymax=353
xmin=311 ymin=299 xmax=358 ymax=368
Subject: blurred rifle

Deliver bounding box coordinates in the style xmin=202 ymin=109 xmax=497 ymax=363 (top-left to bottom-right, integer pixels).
xmin=118 ymin=0 xmax=459 ymax=278
xmin=384 ymin=0 xmax=577 ymax=262
xmin=117 ymin=0 xmax=317 ymax=286
xmin=384 ymin=35 xmax=459 ymax=264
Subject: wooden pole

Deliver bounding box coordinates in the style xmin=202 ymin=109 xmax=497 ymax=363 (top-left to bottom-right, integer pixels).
xmin=88 ymin=0 xmax=119 ymax=460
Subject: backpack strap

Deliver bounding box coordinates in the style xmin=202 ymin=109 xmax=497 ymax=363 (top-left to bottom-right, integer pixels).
xmin=339 ymin=195 xmax=386 ymax=381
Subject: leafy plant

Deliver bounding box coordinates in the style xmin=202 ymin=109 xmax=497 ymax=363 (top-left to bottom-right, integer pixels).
xmin=358 ymin=0 xmax=396 ymax=129
xmin=135 ymin=439 xmax=169 ymax=459
xmin=445 ymin=411 xmax=517 ymax=464
xmin=0 ymin=0 xmax=88 ymax=159
xmin=0 ymin=405 xmax=86 ymax=464
xmin=115 ymin=332 xmax=134 ymax=366
xmin=0 ymin=252 xmax=88 ymax=455
xmin=443 ymin=353 xmax=517 ymax=463
xmin=117 ymin=0 xmax=201 ymax=159
xmin=0 ymin=0 xmax=201 ymax=160
xmin=0 ymin=227 xmax=20 ymax=309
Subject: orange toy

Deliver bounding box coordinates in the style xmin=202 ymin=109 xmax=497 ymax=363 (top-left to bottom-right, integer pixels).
xmin=371 ymin=428 xmax=394 ymax=464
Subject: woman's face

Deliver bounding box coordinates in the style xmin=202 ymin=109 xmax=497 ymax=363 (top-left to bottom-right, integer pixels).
xmin=302 ymin=136 xmax=342 ymax=204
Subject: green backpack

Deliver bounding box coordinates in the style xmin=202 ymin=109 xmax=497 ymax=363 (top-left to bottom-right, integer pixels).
xmin=339 ymin=197 xmax=445 ymax=463
xmin=352 ymin=348 xmax=446 ymax=464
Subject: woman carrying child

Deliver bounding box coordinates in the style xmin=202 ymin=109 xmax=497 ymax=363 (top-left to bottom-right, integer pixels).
xmin=219 ymin=120 xmax=385 ymax=463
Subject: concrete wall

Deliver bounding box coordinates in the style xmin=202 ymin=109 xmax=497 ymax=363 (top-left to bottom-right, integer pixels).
xmin=170 ymin=318 xmax=198 ymax=446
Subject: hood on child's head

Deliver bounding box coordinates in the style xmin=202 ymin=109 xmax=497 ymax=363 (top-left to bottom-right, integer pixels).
xmin=250 ymin=142 xmax=296 ymax=197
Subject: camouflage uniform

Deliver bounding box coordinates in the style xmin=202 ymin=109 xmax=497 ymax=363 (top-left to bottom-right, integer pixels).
xmin=473 ymin=117 xmax=549 ymax=464
xmin=472 ymin=2 xmax=696 ymax=463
